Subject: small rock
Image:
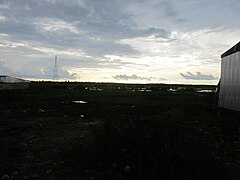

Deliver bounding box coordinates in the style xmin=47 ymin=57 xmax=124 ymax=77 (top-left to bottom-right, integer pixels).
xmin=112 ymin=162 xmax=118 ymax=168
xmin=39 ymin=109 xmax=45 ymax=113
xmin=11 ymin=171 xmax=19 ymax=178
xmin=164 ymin=143 xmax=171 ymax=150
xmin=124 ymin=165 xmax=131 ymax=174
xmin=85 ymin=170 xmax=90 ymax=174
xmin=31 ymin=174 xmax=38 ymax=178
xmin=132 ymin=163 xmax=136 ymax=169
xmin=2 ymin=174 xmax=9 ymax=179
xmin=46 ymin=169 xmax=52 ymax=174
xmin=23 ymin=176 xmax=29 ymax=179
xmin=117 ymin=174 xmax=123 ymax=178
xmin=147 ymin=156 xmax=155 ymax=161
xmin=121 ymin=148 xmax=126 ymax=153
xmin=89 ymin=176 xmax=94 ymax=180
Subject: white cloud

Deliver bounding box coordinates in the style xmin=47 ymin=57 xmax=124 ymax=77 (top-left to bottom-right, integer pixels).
xmin=119 ymin=28 xmax=240 ymax=69
xmin=36 ymin=18 xmax=80 ymax=33
xmin=0 ymin=16 xmax=6 ymax=21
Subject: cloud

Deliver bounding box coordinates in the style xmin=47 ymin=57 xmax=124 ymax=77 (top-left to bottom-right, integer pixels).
xmin=18 ymin=66 xmax=78 ymax=80
xmin=0 ymin=57 xmax=78 ymax=80
xmin=0 ymin=0 xmax=139 ymax=56
xmin=42 ymin=67 xmax=78 ymax=80
xmin=0 ymin=16 xmax=6 ymax=21
xmin=36 ymin=18 xmax=79 ymax=33
xmin=159 ymin=77 xmax=167 ymax=81
xmin=0 ymin=0 xmax=239 ymax=83
xmin=180 ymin=72 xmax=218 ymax=80
xmin=128 ymin=27 xmax=170 ymax=39
xmin=0 ymin=0 xmax=172 ymax=56
xmin=0 ymin=60 xmax=11 ymax=75
xmin=113 ymin=74 xmax=156 ymax=81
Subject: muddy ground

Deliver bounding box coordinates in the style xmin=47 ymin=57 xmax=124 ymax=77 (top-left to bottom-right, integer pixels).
xmin=1 ymin=82 xmax=240 ymax=179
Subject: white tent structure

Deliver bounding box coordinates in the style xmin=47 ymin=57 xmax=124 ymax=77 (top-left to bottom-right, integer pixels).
xmin=218 ymin=42 xmax=240 ymax=112
xmin=0 ymin=75 xmax=29 ymax=90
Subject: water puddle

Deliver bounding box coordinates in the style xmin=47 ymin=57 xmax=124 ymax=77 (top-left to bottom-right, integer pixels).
xmin=197 ymin=90 xmax=215 ymax=93
xmin=72 ymin=101 xmax=88 ymax=104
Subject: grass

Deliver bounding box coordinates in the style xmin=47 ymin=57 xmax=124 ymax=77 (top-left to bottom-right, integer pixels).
xmin=0 ymin=82 xmax=240 ymax=179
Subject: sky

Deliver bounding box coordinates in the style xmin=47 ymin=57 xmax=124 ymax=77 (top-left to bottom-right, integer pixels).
xmin=0 ymin=0 xmax=240 ymax=84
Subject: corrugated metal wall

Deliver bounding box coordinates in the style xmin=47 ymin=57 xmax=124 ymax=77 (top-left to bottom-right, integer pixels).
xmin=219 ymin=51 xmax=240 ymax=112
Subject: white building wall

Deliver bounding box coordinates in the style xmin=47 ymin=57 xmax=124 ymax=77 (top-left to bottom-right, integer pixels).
xmin=0 ymin=76 xmax=29 ymax=83
xmin=219 ymin=51 xmax=240 ymax=112
xmin=0 ymin=76 xmax=29 ymax=90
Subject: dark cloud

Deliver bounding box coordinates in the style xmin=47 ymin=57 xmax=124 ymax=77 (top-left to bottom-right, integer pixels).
xmin=113 ymin=74 xmax=156 ymax=81
xmin=180 ymin=72 xmax=218 ymax=80
xmin=0 ymin=0 xmax=132 ymax=54
xmin=0 ymin=0 xmax=170 ymax=57
xmin=0 ymin=20 xmax=38 ymax=40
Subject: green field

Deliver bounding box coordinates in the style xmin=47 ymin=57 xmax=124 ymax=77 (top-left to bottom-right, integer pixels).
xmin=1 ymin=82 xmax=240 ymax=180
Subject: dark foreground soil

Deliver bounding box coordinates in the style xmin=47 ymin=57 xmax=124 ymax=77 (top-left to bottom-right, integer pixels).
xmin=1 ymin=82 xmax=240 ymax=180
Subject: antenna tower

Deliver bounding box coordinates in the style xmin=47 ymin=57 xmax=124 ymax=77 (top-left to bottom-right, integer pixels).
xmin=53 ymin=55 xmax=58 ymax=80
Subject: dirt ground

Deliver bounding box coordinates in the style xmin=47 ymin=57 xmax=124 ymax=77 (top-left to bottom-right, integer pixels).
xmin=1 ymin=82 xmax=240 ymax=179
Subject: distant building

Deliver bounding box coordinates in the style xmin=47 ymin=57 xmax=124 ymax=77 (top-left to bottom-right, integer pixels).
xmin=0 ymin=75 xmax=30 ymax=90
